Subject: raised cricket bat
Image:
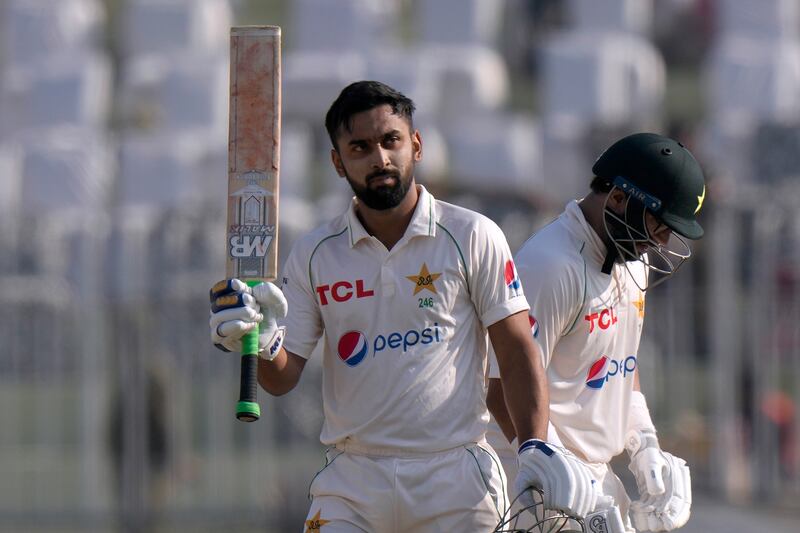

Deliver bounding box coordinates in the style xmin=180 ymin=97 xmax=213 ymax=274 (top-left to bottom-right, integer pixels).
xmin=226 ymin=26 xmax=281 ymax=422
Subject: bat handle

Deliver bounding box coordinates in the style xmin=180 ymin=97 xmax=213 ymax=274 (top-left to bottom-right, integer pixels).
xmin=236 ymin=280 xmax=264 ymax=422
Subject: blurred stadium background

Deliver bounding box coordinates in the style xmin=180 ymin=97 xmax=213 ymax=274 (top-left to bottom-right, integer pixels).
xmin=1 ymin=0 xmax=800 ymax=531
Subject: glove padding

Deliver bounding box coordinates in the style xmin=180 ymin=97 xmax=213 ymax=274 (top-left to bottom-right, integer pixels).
xmin=514 ymin=439 xmax=598 ymax=519
xmin=626 ymin=429 xmax=692 ymax=531
xmin=209 ymin=279 xmax=287 ymax=360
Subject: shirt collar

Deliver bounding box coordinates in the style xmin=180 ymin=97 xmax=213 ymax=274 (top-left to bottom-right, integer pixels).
xmin=563 ymin=199 xmax=608 ymax=266
xmin=345 ymin=184 xmax=437 ymax=248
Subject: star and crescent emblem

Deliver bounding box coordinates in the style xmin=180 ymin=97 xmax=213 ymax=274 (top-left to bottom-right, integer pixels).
xmin=406 ymin=263 xmax=441 ymax=295
xmin=633 ymin=295 xmax=645 ymax=318
xmin=304 ymin=510 xmax=330 ymax=532
xmin=695 ymin=185 xmax=705 ymax=214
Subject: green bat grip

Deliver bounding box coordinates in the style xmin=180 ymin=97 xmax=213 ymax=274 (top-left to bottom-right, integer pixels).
xmin=236 ymin=280 xmax=264 ymax=422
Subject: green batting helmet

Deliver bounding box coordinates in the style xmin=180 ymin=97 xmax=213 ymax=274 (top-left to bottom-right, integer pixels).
xmin=592 ymin=132 xmax=706 ymax=240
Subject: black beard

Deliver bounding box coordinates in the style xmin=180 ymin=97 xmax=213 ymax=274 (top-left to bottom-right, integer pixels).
xmin=346 ymin=169 xmax=411 ymax=210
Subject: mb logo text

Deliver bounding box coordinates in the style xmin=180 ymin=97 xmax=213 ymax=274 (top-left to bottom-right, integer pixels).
xmin=230 ymin=235 xmax=272 ymax=257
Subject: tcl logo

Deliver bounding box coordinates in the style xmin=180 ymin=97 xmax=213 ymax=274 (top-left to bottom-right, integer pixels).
xmin=316 ymin=280 xmax=374 ymax=305
xmin=585 ymin=307 xmax=618 ymax=333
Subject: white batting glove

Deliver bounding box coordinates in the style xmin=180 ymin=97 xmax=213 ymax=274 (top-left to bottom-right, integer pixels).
xmin=626 ymin=428 xmax=692 ymax=531
xmin=586 ymin=494 xmax=628 ymax=533
xmin=514 ymin=439 xmax=598 ymax=519
xmin=209 ymin=279 xmax=287 ymax=361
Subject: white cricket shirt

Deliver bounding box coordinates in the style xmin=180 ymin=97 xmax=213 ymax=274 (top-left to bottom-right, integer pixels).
xmin=281 ymin=186 xmax=529 ymax=453
xmin=490 ymin=200 xmax=646 ymax=464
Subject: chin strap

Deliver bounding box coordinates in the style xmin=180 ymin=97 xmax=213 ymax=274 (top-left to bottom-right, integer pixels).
xmin=601 ymin=248 xmax=617 ymax=274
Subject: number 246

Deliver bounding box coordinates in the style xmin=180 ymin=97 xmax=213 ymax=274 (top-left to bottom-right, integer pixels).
xmin=418 ymin=297 xmax=434 ymax=308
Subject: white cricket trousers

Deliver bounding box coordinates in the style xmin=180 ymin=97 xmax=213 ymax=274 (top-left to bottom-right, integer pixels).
xmin=302 ymin=441 xmax=508 ymax=533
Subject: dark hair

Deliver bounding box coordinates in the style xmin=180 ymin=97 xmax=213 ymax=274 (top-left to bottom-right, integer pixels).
xmin=325 ymin=80 xmax=416 ymax=150
xmin=590 ymin=175 xmax=613 ymax=193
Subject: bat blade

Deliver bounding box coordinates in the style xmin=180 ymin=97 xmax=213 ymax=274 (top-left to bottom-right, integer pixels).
xmin=226 ymin=25 xmax=281 ymax=422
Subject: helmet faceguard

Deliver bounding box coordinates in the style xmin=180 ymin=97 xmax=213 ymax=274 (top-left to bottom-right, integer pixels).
xmin=590 ymin=132 xmax=706 ymax=290
xmin=494 ymin=488 xmax=582 ymax=533
xmin=496 ymin=488 xmax=627 ymax=533
xmin=602 ymin=176 xmax=692 ymax=292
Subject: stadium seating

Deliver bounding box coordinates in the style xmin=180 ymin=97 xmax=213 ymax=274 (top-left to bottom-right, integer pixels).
xmin=715 ymin=0 xmax=800 ymax=42
xmin=568 ymin=0 xmax=653 ymax=35
xmin=117 ymin=133 xmax=221 ymax=208
xmin=419 ymin=45 xmax=511 ymax=122
xmin=121 ymin=0 xmax=230 ymax=59
xmin=707 ymin=37 xmax=800 ymax=133
xmin=1 ymin=0 xmax=105 ymax=67
xmin=289 ymin=0 xmax=399 ymax=52
xmin=541 ymin=31 xmax=664 ymax=129
xmin=443 ymin=112 xmax=542 ymax=194
xmin=277 ymin=122 xmax=315 ymax=199
xmin=416 ymin=0 xmax=505 ymax=47
xmin=0 ymin=143 xmax=22 ymax=273
xmin=1 ymin=52 xmax=112 ymax=136
xmin=282 ymin=51 xmax=368 ymax=121
xmin=20 ymin=130 xmax=114 ymax=211
xmin=701 ymin=0 xmax=800 ymax=183
xmin=4 ymin=1 xmax=799 ymax=527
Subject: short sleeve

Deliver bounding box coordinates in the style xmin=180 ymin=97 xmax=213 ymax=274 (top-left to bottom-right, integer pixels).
xmin=279 ymin=242 xmax=323 ymax=359
xmin=468 ymin=218 xmax=529 ymax=328
xmin=514 ymin=256 xmax=582 ymax=369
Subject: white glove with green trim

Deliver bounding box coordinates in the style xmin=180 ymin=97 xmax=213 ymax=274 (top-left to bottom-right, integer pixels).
xmin=209 ymin=279 xmax=287 ymax=360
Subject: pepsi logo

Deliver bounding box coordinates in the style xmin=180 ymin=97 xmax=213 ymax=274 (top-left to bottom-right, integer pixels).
xmin=585 ymin=355 xmax=637 ymax=389
xmin=336 ymin=324 xmax=445 ymax=368
xmin=505 ymin=259 xmax=521 ymax=295
xmin=337 ymin=331 xmax=369 ymax=367
xmin=585 ymin=356 xmax=609 ymax=389
xmin=529 ymin=314 xmax=539 ymax=338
